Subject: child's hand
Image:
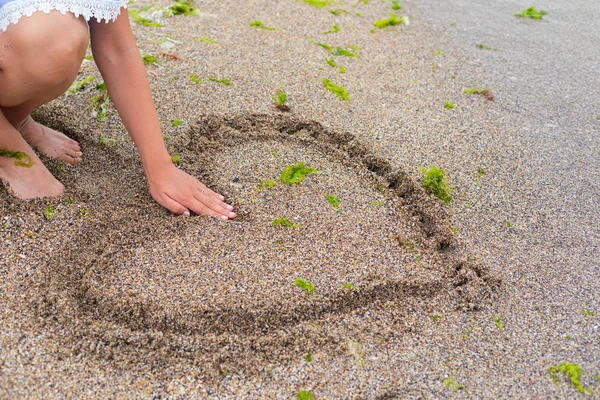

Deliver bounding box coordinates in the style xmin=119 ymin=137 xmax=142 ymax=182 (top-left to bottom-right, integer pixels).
xmin=147 ymin=164 xmax=236 ymax=219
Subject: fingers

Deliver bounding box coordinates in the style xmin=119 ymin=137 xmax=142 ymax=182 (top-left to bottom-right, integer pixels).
xmin=193 ymin=188 xmax=236 ymax=219
xmin=164 ymin=188 xmax=235 ymax=220
xmin=158 ymin=194 xmax=190 ymax=216
xmin=198 ymin=184 xmax=225 ymax=201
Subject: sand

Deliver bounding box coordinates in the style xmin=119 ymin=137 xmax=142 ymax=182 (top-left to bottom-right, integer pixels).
xmin=1 ymin=0 xmax=598 ymax=398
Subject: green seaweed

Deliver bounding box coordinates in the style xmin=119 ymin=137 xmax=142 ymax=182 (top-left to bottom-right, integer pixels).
xmin=373 ymin=13 xmax=408 ymax=29
xmin=128 ymin=9 xmax=162 ymax=27
xmin=443 ymin=376 xmax=463 ymax=391
xmin=332 ymin=47 xmax=358 ymax=57
xmin=295 ymin=278 xmax=315 ymax=294
xmin=464 ymin=88 xmax=485 ymax=95
xmin=142 ymin=55 xmax=158 ymax=64
xmin=297 ymin=390 xmax=314 ymax=400
xmin=444 ymin=101 xmax=455 ymax=109
xmin=581 ymin=309 xmax=596 ymax=316
xmin=325 ymin=194 xmax=340 ymax=210
xmin=300 ymin=0 xmax=333 ymax=8
xmin=250 ymin=20 xmax=276 ymax=30
xmin=432 ymin=314 xmax=441 ymax=322
xmin=195 ymin=35 xmax=218 ymax=44
xmin=171 ymin=155 xmax=181 ymax=165
xmin=275 ymin=89 xmax=290 ymax=111
xmin=168 ymin=0 xmax=200 ymax=16
xmin=391 ymin=0 xmax=401 ymax=10
xmin=44 ymin=205 xmax=55 ymax=220
xmin=84 ymin=55 xmax=94 ymax=61
xmin=258 ymin=179 xmax=275 ymax=190
xmin=493 ymin=314 xmax=505 ymax=330
xmin=343 ymin=283 xmax=355 ymax=291
xmin=547 ymin=363 xmax=593 ymax=394
xmin=273 ymin=218 xmax=298 ymax=228
xmin=276 ymin=90 xmax=288 ymax=106
xmin=317 ymin=42 xmax=333 ymax=51
xmin=171 ymin=119 xmax=183 ymax=127
xmin=330 ymin=9 xmax=349 ymax=16
xmin=515 ymin=7 xmax=547 ymax=20
xmin=464 ymin=88 xmax=494 ymax=100
xmin=326 ymin=57 xmax=337 ymax=67
xmin=89 ymin=82 xmax=111 ymax=121
xmin=99 ymin=134 xmax=117 ymax=147
xmin=325 ymin=24 xmax=339 ymax=34
xmin=339 ymin=65 xmax=346 ymax=73
xmin=280 ymin=162 xmax=317 ymax=185
xmin=0 ymin=149 xmax=34 ymax=168
xmin=305 ymin=352 xmax=313 ymax=362
xmin=67 ymin=75 xmax=96 ymax=95
xmin=90 ymin=93 xmax=111 ymax=122
xmin=189 ymin=74 xmax=204 ymax=83
xmin=209 ymin=77 xmax=232 ymax=85
xmin=80 ymin=208 xmax=90 ymax=218
xmin=322 ymin=78 xmax=350 ymax=101
xmin=433 ymin=49 xmax=441 ymax=55
xmin=506 ymin=221 xmax=513 ymax=227
xmin=419 ymin=166 xmax=454 ymax=203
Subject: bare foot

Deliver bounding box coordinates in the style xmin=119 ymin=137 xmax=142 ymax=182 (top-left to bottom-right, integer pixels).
xmin=0 ymin=117 xmax=64 ymax=199
xmin=0 ymin=147 xmax=64 ymax=199
xmin=16 ymin=116 xmax=82 ymax=166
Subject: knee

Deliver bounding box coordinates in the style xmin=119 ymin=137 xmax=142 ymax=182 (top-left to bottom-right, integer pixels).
xmin=19 ymin=12 xmax=89 ymax=87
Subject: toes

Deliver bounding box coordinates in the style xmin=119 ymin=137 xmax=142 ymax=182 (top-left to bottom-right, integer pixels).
xmin=69 ymin=139 xmax=80 ymax=150
xmin=61 ymin=154 xmax=81 ymax=166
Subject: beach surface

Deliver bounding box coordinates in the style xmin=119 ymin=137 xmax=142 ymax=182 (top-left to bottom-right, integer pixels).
xmin=1 ymin=0 xmax=598 ymax=398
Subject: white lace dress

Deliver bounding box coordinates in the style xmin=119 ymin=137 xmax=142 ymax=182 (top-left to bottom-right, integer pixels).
xmin=0 ymin=0 xmax=128 ymax=32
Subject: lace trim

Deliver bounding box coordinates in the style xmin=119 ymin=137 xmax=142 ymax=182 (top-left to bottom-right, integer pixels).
xmin=0 ymin=0 xmax=128 ymax=32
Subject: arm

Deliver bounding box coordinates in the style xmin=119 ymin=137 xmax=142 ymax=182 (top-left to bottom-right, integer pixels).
xmin=88 ymin=11 xmax=235 ymax=219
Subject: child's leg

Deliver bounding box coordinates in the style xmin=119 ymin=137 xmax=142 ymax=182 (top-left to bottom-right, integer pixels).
xmin=0 ymin=10 xmax=88 ymax=166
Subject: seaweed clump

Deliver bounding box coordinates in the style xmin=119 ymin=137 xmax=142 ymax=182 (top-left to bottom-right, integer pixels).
xmin=208 ymin=77 xmax=232 ymax=86
xmin=249 ymin=20 xmax=276 ymax=30
xmin=322 ymin=78 xmax=350 ymax=101
xmin=325 ymin=194 xmax=340 ymax=210
xmin=300 ymin=0 xmax=333 ymax=8
xmin=275 ymin=89 xmax=290 ymax=111
xmin=128 ymin=9 xmax=162 ymax=27
xmin=168 ymin=0 xmax=200 ymax=16
xmin=67 ymin=75 xmax=96 ymax=95
xmin=0 ymin=149 xmax=34 ymax=168
xmin=547 ymin=363 xmax=593 ymax=394
xmin=280 ymin=162 xmax=317 ymax=184
xmin=373 ymin=13 xmax=408 ymax=29
xmin=272 ymin=217 xmax=298 ymax=228
xmin=464 ymin=88 xmax=494 ymax=101
xmin=295 ymin=278 xmax=315 ymax=294
xmin=515 ymin=7 xmax=547 ymax=20
xmin=419 ymin=166 xmax=454 ymax=203
xmin=443 ymin=376 xmax=463 ymax=392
